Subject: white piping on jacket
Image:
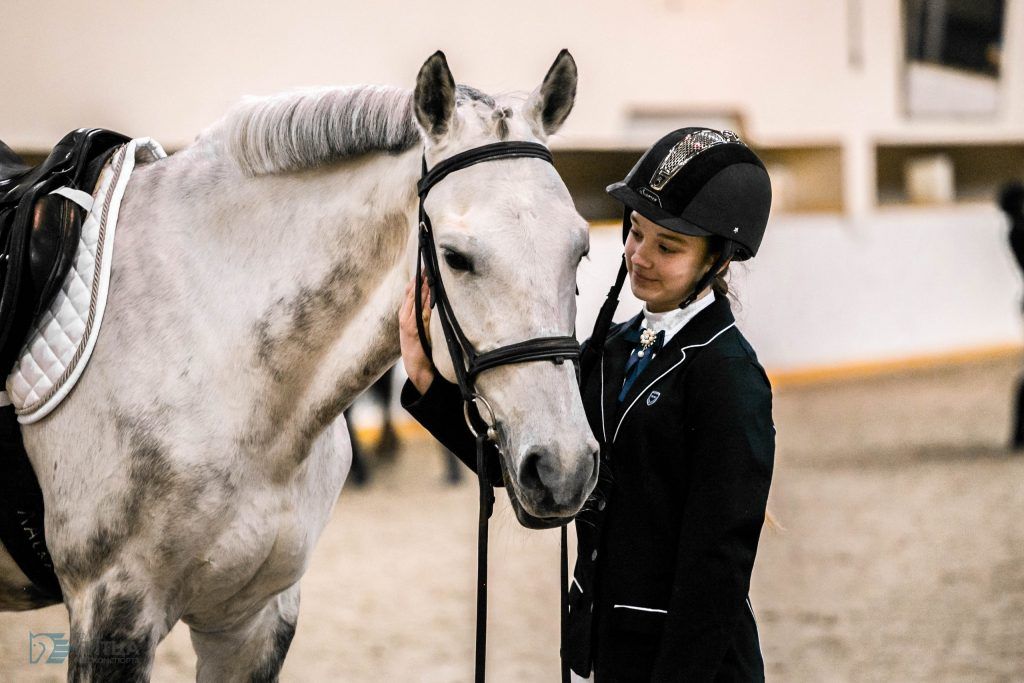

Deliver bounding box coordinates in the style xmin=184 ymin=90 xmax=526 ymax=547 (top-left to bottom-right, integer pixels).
xmin=611 ymin=323 xmax=736 ymax=443
xmin=613 ymin=604 xmax=668 ymax=614
xmin=600 ymin=352 xmax=608 ymax=442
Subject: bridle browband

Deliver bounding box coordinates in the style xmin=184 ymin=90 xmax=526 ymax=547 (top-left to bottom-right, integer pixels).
xmin=414 ymin=140 xmax=579 ymax=683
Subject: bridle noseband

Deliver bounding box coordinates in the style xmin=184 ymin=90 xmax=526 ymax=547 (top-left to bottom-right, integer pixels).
xmin=414 ymin=140 xmax=579 ymax=683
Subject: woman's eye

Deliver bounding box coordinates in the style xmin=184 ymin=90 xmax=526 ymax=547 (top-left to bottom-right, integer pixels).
xmin=443 ymin=250 xmax=474 ymax=273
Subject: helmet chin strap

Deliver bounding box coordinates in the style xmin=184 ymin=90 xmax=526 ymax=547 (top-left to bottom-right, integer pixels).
xmin=679 ymin=239 xmax=735 ymax=310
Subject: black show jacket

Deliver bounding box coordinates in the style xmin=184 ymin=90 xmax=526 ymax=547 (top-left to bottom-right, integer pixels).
xmin=401 ymin=293 xmax=774 ymax=682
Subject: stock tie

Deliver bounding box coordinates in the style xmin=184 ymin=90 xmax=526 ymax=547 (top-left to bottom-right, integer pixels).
xmin=618 ymin=327 xmax=665 ymax=402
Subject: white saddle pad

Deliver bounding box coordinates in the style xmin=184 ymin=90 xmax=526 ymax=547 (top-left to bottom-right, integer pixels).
xmin=5 ymin=138 xmax=166 ymax=424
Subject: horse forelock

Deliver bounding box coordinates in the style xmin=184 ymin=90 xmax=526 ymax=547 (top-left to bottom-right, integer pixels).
xmin=216 ymin=85 xmax=421 ymax=176
xmin=454 ymin=87 xmax=527 ymax=143
xmin=455 ymin=85 xmax=495 ymax=107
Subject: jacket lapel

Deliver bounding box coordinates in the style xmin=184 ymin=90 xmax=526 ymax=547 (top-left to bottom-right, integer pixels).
xmin=600 ymin=313 xmax=642 ymax=442
xmin=616 ymin=294 xmax=737 ymax=423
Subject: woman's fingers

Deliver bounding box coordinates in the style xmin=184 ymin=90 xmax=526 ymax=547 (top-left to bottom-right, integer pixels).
xmin=405 ymin=275 xmax=430 ymax=342
xmin=399 ymin=275 xmax=435 ymax=394
xmin=400 ymin=282 xmax=413 ymax=323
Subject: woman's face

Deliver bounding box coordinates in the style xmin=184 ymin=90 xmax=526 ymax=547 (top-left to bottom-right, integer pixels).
xmin=624 ymin=212 xmax=715 ymax=313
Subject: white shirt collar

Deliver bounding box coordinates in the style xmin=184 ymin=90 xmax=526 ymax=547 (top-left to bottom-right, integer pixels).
xmin=641 ymin=290 xmax=716 ymax=345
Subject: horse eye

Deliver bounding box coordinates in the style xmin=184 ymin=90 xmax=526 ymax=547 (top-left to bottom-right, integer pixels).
xmin=442 ymin=249 xmax=474 ymax=273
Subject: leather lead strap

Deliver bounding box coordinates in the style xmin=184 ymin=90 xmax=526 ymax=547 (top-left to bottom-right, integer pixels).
xmin=475 ymin=433 xmax=493 ymax=683
xmin=560 ymin=524 xmax=570 ymax=683
xmin=579 ymin=209 xmax=631 ymax=376
xmin=565 ymin=209 xmax=631 ymax=681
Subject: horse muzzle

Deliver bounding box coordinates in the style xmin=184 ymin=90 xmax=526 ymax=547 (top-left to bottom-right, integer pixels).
xmin=501 ymin=468 xmax=576 ymax=529
xmin=498 ymin=442 xmax=599 ymax=528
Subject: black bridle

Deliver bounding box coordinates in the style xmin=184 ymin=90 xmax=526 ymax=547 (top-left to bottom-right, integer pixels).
xmin=414 ymin=141 xmax=579 ymax=683
xmin=415 ymin=141 xmax=580 ymax=393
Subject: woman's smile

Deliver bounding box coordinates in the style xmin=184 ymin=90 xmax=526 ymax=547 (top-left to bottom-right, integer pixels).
xmin=632 ymin=271 xmax=659 ymax=285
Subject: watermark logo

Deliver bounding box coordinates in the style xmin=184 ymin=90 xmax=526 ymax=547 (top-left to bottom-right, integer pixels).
xmin=28 ymin=631 xmax=143 ymax=666
xmin=29 ymin=632 xmax=70 ymax=664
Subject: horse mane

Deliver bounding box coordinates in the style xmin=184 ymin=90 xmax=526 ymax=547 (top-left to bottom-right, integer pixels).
xmin=219 ymin=85 xmax=421 ymax=176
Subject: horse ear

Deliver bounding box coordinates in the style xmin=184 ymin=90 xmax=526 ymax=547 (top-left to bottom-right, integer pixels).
xmin=414 ymin=51 xmax=457 ymax=142
xmin=525 ymin=49 xmax=578 ymax=139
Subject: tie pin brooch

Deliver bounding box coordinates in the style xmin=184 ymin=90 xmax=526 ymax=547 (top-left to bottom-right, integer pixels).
xmin=638 ymin=328 xmax=658 ymax=358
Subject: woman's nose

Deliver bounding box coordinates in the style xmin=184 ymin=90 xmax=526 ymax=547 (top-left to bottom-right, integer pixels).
xmin=630 ymin=247 xmax=651 ymax=269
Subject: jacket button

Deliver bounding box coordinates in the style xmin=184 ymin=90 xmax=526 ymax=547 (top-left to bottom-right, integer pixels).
xmin=597 ymin=500 xmax=606 ymax=511
xmin=591 ymin=550 xmax=598 ymax=561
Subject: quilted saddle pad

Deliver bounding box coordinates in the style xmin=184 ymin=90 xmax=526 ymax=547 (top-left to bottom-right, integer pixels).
xmin=5 ymin=138 xmax=165 ymax=423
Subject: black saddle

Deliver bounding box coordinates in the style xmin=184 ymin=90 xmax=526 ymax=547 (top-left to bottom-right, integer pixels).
xmin=0 ymin=128 xmax=129 ymax=375
xmin=0 ymin=128 xmax=129 ymax=604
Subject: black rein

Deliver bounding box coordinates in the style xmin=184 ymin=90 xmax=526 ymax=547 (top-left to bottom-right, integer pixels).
xmin=414 ymin=141 xmax=579 ymax=683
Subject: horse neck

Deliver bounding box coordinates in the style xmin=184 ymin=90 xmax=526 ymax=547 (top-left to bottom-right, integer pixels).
xmin=121 ymin=145 xmax=422 ymax=460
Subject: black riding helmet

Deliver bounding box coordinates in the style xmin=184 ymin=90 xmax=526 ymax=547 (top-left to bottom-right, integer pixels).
xmin=607 ymin=127 xmax=772 ymax=261
xmin=581 ymin=128 xmax=772 ymax=368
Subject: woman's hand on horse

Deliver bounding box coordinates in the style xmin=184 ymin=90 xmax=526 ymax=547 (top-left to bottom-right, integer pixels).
xmin=400 ymin=276 xmax=434 ymax=395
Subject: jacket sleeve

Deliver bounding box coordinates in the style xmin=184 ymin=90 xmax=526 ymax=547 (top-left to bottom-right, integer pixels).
xmin=400 ymin=377 xmax=504 ymax=487
xmin=651 ymin=356 xmax=775 ymax=681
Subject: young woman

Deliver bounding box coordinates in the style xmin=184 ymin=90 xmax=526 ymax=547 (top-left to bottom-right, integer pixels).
xmin=400 ymin=128 xmax=775 ymax=682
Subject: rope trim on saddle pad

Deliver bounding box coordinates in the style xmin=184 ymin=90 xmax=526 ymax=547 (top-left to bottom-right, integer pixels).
xmin=5 ymin=138 xmax=166 ymax=423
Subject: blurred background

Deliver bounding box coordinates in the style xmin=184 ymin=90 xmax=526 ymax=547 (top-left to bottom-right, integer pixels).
xmin=2 ymin=1 xmax=1023 ymax=681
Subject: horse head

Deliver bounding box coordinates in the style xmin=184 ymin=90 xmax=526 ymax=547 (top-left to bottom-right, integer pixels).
xmin=412 ymin=51 xmax=599 ymax=528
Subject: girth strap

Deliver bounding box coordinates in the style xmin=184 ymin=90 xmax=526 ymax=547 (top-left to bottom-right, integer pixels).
xmin=0 ymin=404 xmax=61 ymax=600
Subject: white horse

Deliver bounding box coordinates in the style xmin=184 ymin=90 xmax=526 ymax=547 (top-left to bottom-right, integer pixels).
xmin=0 ymin=51 xmax=599 ymax=681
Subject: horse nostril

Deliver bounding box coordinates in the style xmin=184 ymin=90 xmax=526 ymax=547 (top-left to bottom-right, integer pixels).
xmin=518 ymin=450 xmax=546 ymax=493
xmin=517 ymin=446 xmax=599 ymax=509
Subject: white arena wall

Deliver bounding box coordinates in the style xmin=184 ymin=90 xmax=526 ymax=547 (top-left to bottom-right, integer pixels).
xmin=579 ymin=210 xmax=1023 ymax=375
xmin=4 ymin=1 xmax=1024 ymax=163
xmin=3 ymin=0 xmax=1024 ymax=374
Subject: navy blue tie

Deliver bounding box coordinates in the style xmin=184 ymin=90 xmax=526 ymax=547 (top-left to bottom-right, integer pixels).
xmin=618 ymin=328 xmax=665 ymax=402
